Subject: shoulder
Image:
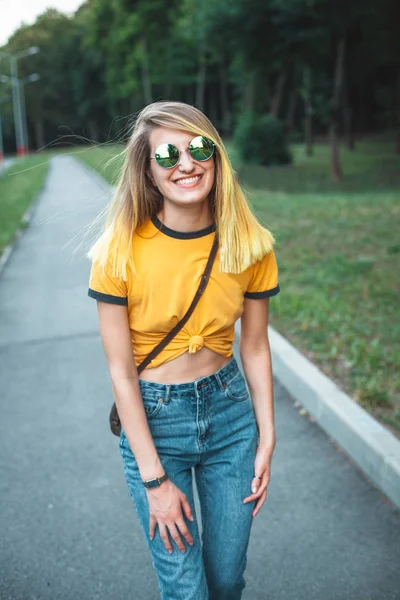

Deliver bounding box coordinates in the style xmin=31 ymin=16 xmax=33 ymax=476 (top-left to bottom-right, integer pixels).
xmin=244 ymin=247 xmax=280 ymax=299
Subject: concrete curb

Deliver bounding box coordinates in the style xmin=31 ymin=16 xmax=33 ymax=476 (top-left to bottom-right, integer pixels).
xmin=236 ymin=321 xmax=400 ymax=509
xmin=0 ymin=160 xmax=47 ymax=278
xmin=0 ymin=202 xmax=38 ymax=276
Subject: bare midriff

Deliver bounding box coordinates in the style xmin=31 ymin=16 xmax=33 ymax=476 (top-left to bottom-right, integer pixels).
xmin=138 ymin=346 xmax=231 ymax=385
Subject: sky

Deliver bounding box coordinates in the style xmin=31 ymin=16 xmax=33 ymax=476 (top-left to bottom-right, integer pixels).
xmin=0 ymin=0 xmax=83 ymax=46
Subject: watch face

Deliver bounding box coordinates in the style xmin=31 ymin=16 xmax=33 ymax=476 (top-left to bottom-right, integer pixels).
xmin=146 ymin=478 xmax=159 ymax=489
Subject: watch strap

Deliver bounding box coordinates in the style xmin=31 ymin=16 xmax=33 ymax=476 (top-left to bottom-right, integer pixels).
xmin=143 ymin=473 xmax=169 ymax=489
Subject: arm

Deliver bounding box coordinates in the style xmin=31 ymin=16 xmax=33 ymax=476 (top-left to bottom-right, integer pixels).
xmin=96 ymin=301 xmax=164 ymax=481
xmin=240 ymin=295 xmax=276 ymax=450
xmin=96 ymin=300 xmax=195 ymax=553
xmin=240 ymin=296 xmax=276 ymax=516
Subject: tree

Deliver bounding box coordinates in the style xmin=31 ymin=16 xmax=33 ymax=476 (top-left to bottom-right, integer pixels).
xmin=5 ymin=10 xmax=82 ymax=150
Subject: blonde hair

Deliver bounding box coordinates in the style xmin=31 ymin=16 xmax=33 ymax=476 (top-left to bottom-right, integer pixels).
xmin=87 ymin=100 xmax=275 ymax=278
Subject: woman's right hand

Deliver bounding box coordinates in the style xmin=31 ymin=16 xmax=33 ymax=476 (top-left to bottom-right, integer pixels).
xmin=146 ymin=479 xmax=195 ymax=554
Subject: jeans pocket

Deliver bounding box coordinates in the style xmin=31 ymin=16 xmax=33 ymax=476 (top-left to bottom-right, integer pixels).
xmin=142 ymin=393 xmax=164 ymax=418
xmin=224 ymin=370 xmax=249 ymax=402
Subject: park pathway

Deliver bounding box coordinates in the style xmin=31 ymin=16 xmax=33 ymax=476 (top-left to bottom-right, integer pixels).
xmin=0 ymin=158 xmax=15 ymax=174
xmin=0 ymin=155 xmax=399 ymax=600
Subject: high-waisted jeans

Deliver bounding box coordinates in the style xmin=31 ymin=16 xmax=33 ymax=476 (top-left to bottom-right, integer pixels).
xmin=119 ymin=356 xmax=259 ymax=600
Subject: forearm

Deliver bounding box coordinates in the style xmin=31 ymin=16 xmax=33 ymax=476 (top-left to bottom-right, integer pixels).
xmin=240 ymin=337 xmax=276 ymax=448
xmin=111 ymin=375 xmax=165 ymax=480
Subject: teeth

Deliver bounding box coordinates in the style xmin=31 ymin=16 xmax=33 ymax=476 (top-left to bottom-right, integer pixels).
xmin=176 ymin=175 xmax=201 ymax=185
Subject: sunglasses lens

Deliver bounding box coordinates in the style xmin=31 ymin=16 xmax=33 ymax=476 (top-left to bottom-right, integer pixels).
xmin=154 ymin=143 xmax=179 ymax=168
xmin=189 ymin=136 xmax=215 ymax=161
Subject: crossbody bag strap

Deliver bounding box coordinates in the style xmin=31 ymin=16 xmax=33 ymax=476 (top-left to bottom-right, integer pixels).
xmin=136 ymin=233 xmax=219 ymax=374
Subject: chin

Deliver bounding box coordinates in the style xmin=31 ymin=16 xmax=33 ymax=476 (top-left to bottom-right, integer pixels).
xmin=165 ymin=186 xmax=213 ymax=205
xmin=170 ymin=194 xmax=208 ymax=207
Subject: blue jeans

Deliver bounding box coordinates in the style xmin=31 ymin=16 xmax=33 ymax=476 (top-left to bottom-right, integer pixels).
xmin=119 ymin=357 xmax=259 ymax=600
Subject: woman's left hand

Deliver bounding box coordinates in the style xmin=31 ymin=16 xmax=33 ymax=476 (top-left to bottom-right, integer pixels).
xmin=242 ymin=440 xmax=275 ymax=517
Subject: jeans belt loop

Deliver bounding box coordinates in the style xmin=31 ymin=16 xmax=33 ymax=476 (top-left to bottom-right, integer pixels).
xmin=164 ymin=384 xmax=171 ymax=404
xmin=214 ymin=371 xmax=226 ymax=393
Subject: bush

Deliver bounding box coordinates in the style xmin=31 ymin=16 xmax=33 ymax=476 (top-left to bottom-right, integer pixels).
xmin=233 ymin=112 xmax=292 ymax=166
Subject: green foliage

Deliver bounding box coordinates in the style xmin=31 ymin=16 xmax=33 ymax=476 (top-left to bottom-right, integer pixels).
xmin=233 ymin=112 xmax=292 ymax=166
xmin=0 ymin=154 xmax=50 ymax=254
xmin=75 ymin=144 xmax=125 ymax=186
xmin=0 ymin=0 xmax=399 ymax=152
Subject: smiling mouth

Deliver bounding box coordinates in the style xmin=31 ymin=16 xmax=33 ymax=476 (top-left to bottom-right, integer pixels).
xmin=174 ymin=175 xmax=203 ymax=187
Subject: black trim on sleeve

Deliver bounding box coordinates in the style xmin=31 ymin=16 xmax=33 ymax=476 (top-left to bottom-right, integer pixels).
xmin=88 ymin=288 xmax=128 ymax=306
xmin=244 ymin=283 xmax=280 ymax=299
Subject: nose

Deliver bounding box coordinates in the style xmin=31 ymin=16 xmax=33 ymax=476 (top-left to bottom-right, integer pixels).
xmin=178 ymin=149 xmax=195 ymax=172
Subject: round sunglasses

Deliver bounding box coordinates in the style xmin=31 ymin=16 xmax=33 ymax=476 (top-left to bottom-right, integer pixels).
xmin=150 ymin=135 xmax=215 ymax=169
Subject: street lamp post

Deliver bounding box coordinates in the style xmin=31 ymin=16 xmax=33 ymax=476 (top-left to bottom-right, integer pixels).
xmin=0 ymin=79 xmax=11 ymax=161
xmin=9 ymin=55 xmax=24 ymax=155
xmin=0 ymin=97 xmax=7 ymax=161
xmin=0 ymin=73 xmax=40 ymax=154
xmin=20 ymin=74 xmax=40 ymax=151
xmin=0 ymin=46 xmax=40 ymax=156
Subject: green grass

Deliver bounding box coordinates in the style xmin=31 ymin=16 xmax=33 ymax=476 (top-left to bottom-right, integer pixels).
xmin=74 ymin=139 xmax=400 ymax=437
xmin=74 ymin=144 xmax=125 ymax=186
xmin=0 ymin=154 xmax=51 ymax=256
xmin=240 ymin=141 xmax=400 ymax=436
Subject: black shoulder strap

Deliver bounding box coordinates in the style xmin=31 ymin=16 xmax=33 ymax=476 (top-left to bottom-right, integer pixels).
xmin=137 ymin=233 xmax=219 ymax=374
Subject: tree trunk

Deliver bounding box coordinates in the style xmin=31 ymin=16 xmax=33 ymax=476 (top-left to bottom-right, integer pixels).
xmin=163 ymin=42 xmax=173 ymax=99
xmin=305 ymin=101 xmax=313 ymax=156
xmin=209 ymin=87 xmax=218 ymax=125
xmin=270 ymin=67 xmax=288 ymax=118
xmin=343 ymin=103 xmax=354 ymax=150
xmin=343 ymin=69 xmax=354 ymax=150
xmin=219 ymin=59 xmax=231 ymax=137
xmin=34 ymin=117 xmax=45 ymax=151
xmin=286 ymin=77 xmax=298 ymax=135
xmin=303 ymin=66 xmax=313 ymax=156
xmin=244 ymin=69 xmax=256 ymax=113
xmin=88 ymin=119 xmax=99 ymax=143
xmin=139 ymin=37 xmax=152 ymax=105
xmin=164 ymin=79 xmax=172 ymax=99
xmin=330 ymin=35 xmax=346 ymax=181
xmin=396 ymin=69 xmax=400 ymax=154
xmin=196 ymin=49 xmax=207 ymax=111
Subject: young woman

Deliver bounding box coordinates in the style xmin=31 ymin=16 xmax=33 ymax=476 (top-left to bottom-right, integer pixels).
xmin=87 ymin=101 xmax=280 ymax=600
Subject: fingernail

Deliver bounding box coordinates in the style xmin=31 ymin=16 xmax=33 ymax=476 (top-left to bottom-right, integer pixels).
xmin=252 ymin=487 xmax=257 ymax=493
xmin=168 ymin=549 xmax=173 ymax=554
xmin=190 ymin=515 xmax=194 ymax=521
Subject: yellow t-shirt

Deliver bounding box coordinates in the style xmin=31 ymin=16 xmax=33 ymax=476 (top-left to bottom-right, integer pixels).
xmin=88 ymin=215 xmax=280 ymax=369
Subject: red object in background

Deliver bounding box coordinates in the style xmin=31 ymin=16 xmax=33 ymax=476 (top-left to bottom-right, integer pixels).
xmin=17 ymin=146 xmax=28 ymax=156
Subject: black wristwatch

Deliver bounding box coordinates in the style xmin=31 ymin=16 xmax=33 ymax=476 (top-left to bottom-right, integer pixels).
xmin=142 ymin=473 xmax=169 ymax=489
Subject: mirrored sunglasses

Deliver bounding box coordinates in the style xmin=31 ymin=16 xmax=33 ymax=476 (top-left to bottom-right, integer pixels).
xmin=150 ymin=135 xmax=215 ymax=169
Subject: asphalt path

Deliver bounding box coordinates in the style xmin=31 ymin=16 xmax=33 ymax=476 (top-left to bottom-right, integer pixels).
xmin=0 ymin=158 xmax=14 ymax=174
xmin=1 ymin=155 xmax=399 ymax=600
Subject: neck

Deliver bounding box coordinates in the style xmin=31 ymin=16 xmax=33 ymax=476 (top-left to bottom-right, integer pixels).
xmin=157 ymin=199 xmax=213 ymax=232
